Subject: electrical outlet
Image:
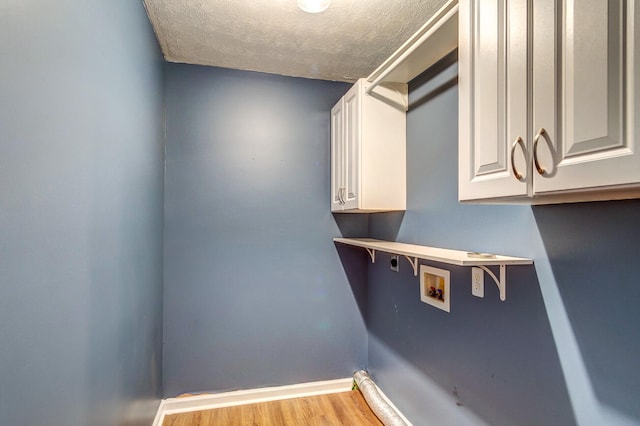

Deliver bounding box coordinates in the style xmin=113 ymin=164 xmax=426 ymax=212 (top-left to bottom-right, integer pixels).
xmin=472 ymin=267 xmax=484 ymax=297
xmin=390 ymin=255 xmax=399 ymax=272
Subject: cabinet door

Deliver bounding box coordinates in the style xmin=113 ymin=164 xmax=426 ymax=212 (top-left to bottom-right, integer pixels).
xmin=533 ymin=0 xmax=640 ymax=194
xmin=342 ymin=83 xmax=360 ymax=210
xmin=331 ymin=99 xmax=344 ymax=211
xmin=459 ymin=0 xmax=529 ymax=201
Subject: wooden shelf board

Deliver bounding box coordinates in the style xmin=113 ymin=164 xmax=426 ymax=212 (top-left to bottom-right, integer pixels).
xmin=333 ymin=238 xmax=532 ymax=267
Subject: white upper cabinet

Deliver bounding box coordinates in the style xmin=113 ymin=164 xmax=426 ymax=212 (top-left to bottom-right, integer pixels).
xmin=331 ymin=79 xmax=407 ymax=212
xmin=459 ymin=0 xmax=530 ymax=201
xmin=533 ymin=0 xmax=639 ymax=195
xmin=459 ymin=0 xmax=640 ymax=203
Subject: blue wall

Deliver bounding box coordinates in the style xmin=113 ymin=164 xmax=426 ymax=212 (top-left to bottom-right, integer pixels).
xmin=3 ymin=5 xmax=637 ymax=423
xmin=163 ymin=64 xmax=368 ymax=396
xmin=366 ymin=58 xmax=640 ymax=425
xmin=0 ymin=1 xmax=165 ymax=425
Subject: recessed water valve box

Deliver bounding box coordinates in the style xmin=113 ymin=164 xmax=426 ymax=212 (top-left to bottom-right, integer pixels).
xmin=420 ymin=265 xmax=450 ymax=312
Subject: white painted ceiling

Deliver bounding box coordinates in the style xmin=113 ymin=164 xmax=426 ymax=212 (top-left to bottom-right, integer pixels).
xmin=143 ymin=0 xmax=448 ymax=82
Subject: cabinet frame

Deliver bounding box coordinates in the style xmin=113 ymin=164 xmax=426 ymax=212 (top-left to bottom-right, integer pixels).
xmin=331 ymin=79 xmax=407 ymax=213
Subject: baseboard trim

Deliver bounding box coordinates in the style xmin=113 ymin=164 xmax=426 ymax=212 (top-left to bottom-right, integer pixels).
xmin=152 ymin=377 xmax=354 ymax=426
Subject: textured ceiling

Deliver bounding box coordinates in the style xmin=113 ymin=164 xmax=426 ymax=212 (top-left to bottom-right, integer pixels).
xmin=143 ymin=0 xmax=449 ymax=82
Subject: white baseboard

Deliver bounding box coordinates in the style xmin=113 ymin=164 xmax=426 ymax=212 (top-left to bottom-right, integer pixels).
xmin=152 ymin=377 xmax=353 ymax=426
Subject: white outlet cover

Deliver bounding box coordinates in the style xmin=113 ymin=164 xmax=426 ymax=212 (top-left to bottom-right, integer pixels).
xmin=472 ymin=267 xmax=484 ymax=298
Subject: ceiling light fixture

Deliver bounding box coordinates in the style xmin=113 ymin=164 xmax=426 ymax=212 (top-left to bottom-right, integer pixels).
xmin=297 ymin=0 xmax=331 ymax=13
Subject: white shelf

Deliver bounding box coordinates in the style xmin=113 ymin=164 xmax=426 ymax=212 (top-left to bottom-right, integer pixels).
xmin=366 ymin=0 xmax=458 ymax=95
xmin=334 ymin=238 xmax=531 ymax=266
xmin=333 ymin=238 xmax=533 ymax=301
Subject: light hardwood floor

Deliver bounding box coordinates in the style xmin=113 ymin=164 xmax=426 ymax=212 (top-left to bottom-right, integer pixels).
xmin=162 ymin=390 xmax=383 ymax=425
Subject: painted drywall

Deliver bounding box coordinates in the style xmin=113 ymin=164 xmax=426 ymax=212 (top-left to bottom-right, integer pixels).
xmin=163 ymin=64 xmax=367 ymax=396
xmin=365 ymin=56 xmax=640 ymax=425
xmin=532 ymin=200 xmax=640 ymax=424
xmin=0 ymin=1 xmax=165 ymax=425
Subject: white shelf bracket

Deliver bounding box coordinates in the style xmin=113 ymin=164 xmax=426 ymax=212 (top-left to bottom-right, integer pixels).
xmin=404 ymin=256 xmax=419 ymax=276
xmin=478 ymin=264 xmax=507 ymax=301
xmin=366 ymin=248 xmax=376 ymax=263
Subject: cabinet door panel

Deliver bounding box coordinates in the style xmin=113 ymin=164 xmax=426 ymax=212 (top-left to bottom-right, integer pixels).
xmin=534 ymin=0 xmax=639 ymax=194
xmin=459 ymin=0 xmax=528 ymax=201
xmin=474 ymin=0 xmax=505 ymax=176
xmin=565 ymin=0 xmax=620 ymax=155
xmin=343 ymin=84 xmax=360 ymax=210
xmin=506 ymin=0 xmax=531 ymax=190
xmin=330 ymin=101 xmax=344 ymax=211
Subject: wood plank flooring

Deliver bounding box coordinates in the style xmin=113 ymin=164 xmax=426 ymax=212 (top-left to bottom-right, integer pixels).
xmin=162 ymin=390 xmax=383 ymax=426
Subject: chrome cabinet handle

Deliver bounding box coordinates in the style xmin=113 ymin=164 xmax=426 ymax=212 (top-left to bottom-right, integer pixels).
xmin=533 ymin=128 xmax=547 ymax=175
xmin=510 ymin=136 xmax=526 ymax=181
xmin=338 ymin=187 xmax=345 ymax=205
